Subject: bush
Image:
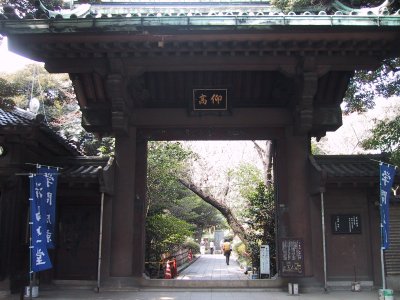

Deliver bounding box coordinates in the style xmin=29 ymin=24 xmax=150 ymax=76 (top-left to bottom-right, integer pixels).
xmin=234 ymin=242 xmax=251 ymax=269
xmin=146 ymin=213 xmax=194 ymax=261
xmin=223 ymin=234 xmax=234 ymax=242
xmin=183 ymin=239 xmax=200 ymax=254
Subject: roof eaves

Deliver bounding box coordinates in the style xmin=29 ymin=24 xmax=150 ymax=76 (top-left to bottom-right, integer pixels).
xmin=313 ymin=154 xmax=394 ymax=179
xmin=56 ymin=156 xmax=110 ymax=180
xmin=1 ymin=13 xmax=400 ymax=36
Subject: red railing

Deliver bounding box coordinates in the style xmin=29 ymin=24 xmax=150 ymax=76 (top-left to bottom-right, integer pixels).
xmin=145 ymin=248 xmax=194 ymax=279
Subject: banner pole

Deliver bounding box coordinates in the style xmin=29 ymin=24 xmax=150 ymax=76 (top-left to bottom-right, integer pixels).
xmin=381 ymin=246 xmax=386 ymax=290
xmin=96 ymin=192 xmax=105 ymax=293
xmin=380 ymin=219 xmax=386 ymax=290
xmin=29 ymin=215 xmax=33 ymax=300
xmin=320 ymin=191 xmax=328 ymax=292
xmin=28 ymin=175 xmax=33 ymax=300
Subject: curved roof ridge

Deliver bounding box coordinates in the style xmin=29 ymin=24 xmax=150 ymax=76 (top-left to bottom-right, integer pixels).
xmin=20 ymin=0 xmax=399 ymax=20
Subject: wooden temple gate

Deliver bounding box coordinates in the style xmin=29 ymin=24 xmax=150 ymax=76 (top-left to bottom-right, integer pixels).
xmin=1 ymin=0 xmax=400 ymax=290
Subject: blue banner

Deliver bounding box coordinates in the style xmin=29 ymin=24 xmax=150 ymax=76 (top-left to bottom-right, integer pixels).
xmin=380 ymin=163 xmax=396 ymax=250
xmin=38 ymin=166 xmax=58 ymax=249
xmin=30 ymin=174 xmax=52 ymax=272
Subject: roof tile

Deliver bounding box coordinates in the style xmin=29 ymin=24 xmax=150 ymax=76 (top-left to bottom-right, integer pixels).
xmin=313 ymin=154 xmax=397 ymax=178
xmin=0 ymin=107 xmax=82 ymax=155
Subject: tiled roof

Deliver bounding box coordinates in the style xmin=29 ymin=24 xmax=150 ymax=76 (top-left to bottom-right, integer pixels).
xmin=0 ymin=107 xmax=82 ymax=155
xmin=0 ymin=107 xmax=36 ymax=126
xmin=0 ymin=0 xmax=399 ymax=30
xmin=28 ymin=0 xmax=400 ymax=19
xmin=313 ymin=154 xmax=398 ymax=178
xmin=58 ymin=157 xmax=110 ymax=179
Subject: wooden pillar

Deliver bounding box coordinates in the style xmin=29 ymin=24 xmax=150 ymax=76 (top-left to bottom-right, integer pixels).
xmin=110 ymin=127 xmax=136 ymax=276
xmin=132 ymin=139 xmax=147 ymax=277
xmin=276 ymin=131 xmax=313 ymax=277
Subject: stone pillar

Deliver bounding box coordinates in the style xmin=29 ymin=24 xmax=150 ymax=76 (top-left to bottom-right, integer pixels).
xmin=110 ymin=127 xmax=136 ymax=277
xmin=132 ymin=139 xmax=147 ymax=277
xmin=276 ymin=131 xmax=313 ymax=277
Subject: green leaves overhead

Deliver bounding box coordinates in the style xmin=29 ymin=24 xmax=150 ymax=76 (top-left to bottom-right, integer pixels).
xmin=146 ymin=213 xmax=194 ymax=257
xmin=361 ymin=116 xmax=400 ymax=165
xmin=343 ymin=58 xmax=400 ymax=114
xmin=0 ymin=64 xmax=99 ymax=155
xmin=0 ymin=77 xmax=19 ymax=110
xmin=147 ymin=141 xmax=193 ymax=214
xmin=342 ymin=57 xmax=400 ymax=166
xmin=228 ymin=163 xmax=263 ymax=200
xmin=269 ymin=0 xmax=391 ymax=12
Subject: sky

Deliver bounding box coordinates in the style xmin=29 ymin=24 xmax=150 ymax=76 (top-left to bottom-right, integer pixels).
xmin=0 ymin=37 xmax=41 ymax=73
xmin=317 ymin=97 xmax=399 ymax=155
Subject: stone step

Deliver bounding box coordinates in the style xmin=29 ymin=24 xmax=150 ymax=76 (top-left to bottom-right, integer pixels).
xmin=327 ymin=281 xmax=374 ymax=291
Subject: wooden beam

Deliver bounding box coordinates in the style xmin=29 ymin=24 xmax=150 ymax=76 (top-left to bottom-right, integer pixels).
xmin=130 ymin=107 xmax=291 ymax=128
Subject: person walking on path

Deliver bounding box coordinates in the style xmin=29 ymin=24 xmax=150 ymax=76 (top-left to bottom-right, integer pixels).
xmin=209 ymin=241 xmax=215 ymax=254
xmin=200 ymin=239 xmax=206 ymax=255
xmin=223 ymin=239 xmax=232 ymax=265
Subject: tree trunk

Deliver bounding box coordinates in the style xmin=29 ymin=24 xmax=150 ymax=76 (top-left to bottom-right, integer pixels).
xmin=178 ymin=178 xmax=248 ymax=246
xmin=252 ymin=140 xmax=274 ymax=188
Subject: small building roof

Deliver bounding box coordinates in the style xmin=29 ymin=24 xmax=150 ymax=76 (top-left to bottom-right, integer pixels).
xmin=0 ymin=107 xmax=38 ymax=126
xmin=59 ymin=157 xmax=108 ymax=179
xmin=0 ymin=107 xmax=113 ymax=187
xmin=0 ymin=107 xmax=82 ymax=155
xmin=312 ymin=154 xmax=399 ymax=187
xmin=314 ymin=154 xmax=382 ymax=178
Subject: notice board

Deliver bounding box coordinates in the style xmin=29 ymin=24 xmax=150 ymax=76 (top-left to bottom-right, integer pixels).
xmin=280 ymin=238 xmax=304 ymax=277
xmin=260 ymin=245 xmax=270 ymax=275
xmin=331 ymin=214 xmax=361 ymax=234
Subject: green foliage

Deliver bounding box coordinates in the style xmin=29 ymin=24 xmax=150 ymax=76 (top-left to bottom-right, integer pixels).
xmin=147 ymin=141 xmax=193 ymax=214
xmin=242 ymin=183 xmax=276 ymax=274
xmin=183 ymin=239 xmax=200 ymax=254
xmin=343 ymin=58 xmax=400 ymax=167
xmin=146 ymin=141 xmax=226 ymax=242
xmin=235 ymin=242 xmax=246 ymax=257
xmin=311 ymin=141 xmax=325 ymax=155
xmin=361 ymin=115 xmax=400 ymax=166
xmin=145 ymin=141 xmax=226 ymax=273
xmin=0 ymin=77 xmax=19 ymax=98
xmin=3 ymin=0 xmax=104 ymax=18
xmin=169 ymin=195 xmax=226 ymax=240
xmin=146 ymin=213 xmax=194 ymax=259
xmin=270 ymin=0 xmax=396 ymax=12
xmin=96 ymin=137 xmax=115 ymax=157
xmin=2 ymin=65 xmax=72 ymax=110
xmin=0 ymin=77 xmax=18 ymax=110
xmin=234 ymin=241 xmax=251 ymax=268
xmin=3 ymin=0 xmax=36 ymax=17
xmin=0 ymin=65 xmax=100 ymax=155
xmin=270 ymin=0 xmax=329 ymax=12
xmin=343 ymin=58 xmax=400 ymax=114
xmin=228 ymin=163 xmax=263 ymax=200
xmin=245 ymin=184 xmax=275 ymax=232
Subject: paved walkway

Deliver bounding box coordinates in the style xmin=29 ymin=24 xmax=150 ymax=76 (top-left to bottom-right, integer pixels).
xmin=177 ymin=253 xmax=248 ymax=280
xmin=5 ymin=288 xmax=381 ymax=299
xmin=2 ymin=254 xmax=389 ymax=299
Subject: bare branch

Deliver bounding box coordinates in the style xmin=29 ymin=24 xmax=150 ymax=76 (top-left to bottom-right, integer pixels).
xmin=178 ymin=177 xmax=248 ymax=246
